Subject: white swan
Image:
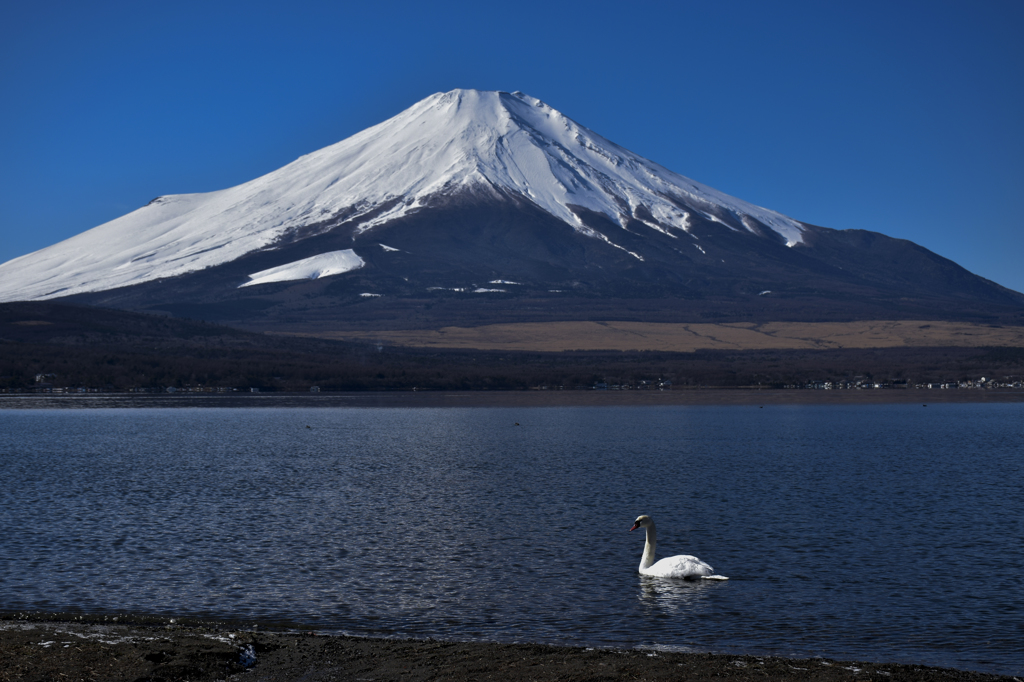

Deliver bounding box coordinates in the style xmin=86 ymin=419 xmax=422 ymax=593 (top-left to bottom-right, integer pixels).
xmin=630 ymin=514 xmax=728 ymax=580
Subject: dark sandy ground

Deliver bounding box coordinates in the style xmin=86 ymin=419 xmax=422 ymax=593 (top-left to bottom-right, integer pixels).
xmin=1 ymin=615 xmax=1017 ymax=682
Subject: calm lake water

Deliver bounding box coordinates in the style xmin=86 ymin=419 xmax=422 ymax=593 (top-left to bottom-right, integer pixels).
xmin=1 ymin=401 xmax=1021 ymax=675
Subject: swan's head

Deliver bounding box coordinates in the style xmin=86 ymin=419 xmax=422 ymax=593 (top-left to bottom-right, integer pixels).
xmin=630 ymin=515 xmax=653 ymax=531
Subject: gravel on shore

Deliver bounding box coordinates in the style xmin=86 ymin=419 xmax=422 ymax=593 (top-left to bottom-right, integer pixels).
xmin=1 ymin=615 xmax=1017 ymax=682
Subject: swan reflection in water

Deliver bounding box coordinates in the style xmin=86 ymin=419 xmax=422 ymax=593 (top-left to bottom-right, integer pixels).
xmin=637 ymin=574 xmax=723 ymax=615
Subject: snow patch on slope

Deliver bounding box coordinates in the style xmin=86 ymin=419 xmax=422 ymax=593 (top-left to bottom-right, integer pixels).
xmin=240 ymin=250 xmax=364 ymax=288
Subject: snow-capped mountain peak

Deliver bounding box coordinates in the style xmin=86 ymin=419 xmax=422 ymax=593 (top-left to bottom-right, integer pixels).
xmin=0 ymin=89 xmax=805 ymax=302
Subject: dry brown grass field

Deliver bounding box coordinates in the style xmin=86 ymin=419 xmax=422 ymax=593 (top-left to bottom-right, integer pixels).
xmin=282 ymin=319 xmax=1024 ymax=353
xmin=5 ymin=303 xmax=1022 ymax=391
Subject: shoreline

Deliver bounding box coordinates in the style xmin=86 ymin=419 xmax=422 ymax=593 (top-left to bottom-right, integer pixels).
xmin=1 ymin=614 xmax=1017 ymax=681
xmin=2 ymin=387 xmax=1023 ymax=409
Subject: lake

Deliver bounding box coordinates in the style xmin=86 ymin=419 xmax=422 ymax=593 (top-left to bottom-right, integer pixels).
xmin=1 ymin=400 xmax=1021 ymax=675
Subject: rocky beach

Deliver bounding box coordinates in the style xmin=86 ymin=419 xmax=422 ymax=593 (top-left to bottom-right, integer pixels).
xmin=1 ymin=615 xmax=1017 ymax=682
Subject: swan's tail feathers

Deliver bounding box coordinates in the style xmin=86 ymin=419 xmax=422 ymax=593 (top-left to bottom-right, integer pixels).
xmin=702 ymin=575 xmax=729 ymax=580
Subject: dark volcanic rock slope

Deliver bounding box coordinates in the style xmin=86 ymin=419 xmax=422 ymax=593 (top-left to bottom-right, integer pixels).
xmin=62 ymin=191 xmax=1024 ymax=331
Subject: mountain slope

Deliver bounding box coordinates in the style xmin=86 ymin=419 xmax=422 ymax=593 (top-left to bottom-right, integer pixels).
xmin=0 ymin=90 xmax=805 ymax=300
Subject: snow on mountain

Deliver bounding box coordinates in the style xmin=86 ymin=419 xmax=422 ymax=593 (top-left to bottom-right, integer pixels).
xmin=239 ymin=249 xmax=364 ymax=288
xmin=0 ymin=89 xmax=806 ymax=302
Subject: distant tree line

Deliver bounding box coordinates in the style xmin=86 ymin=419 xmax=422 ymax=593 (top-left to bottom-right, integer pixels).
xmin=3 ymin=338 xmax=1022 ymax=393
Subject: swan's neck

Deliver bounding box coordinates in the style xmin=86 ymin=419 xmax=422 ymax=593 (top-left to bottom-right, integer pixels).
xmin=640 ymin=525 xmax=657 ymax=570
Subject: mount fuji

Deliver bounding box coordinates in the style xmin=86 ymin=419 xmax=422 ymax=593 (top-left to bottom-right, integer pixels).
xmin=1 ymin=89 xmax=1021 ymax=332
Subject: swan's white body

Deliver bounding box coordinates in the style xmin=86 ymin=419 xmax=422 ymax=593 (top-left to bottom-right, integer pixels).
xmin=630 ymin=515 xmax=727 ymax=580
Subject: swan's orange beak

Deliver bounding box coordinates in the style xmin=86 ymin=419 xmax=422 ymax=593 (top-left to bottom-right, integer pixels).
xmin=629 ymin=522 xmax=640 ymax=531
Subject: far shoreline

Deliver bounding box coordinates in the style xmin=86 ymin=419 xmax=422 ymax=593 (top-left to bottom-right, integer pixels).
xmin=1 ymin=387 xmax=1023 ymax=409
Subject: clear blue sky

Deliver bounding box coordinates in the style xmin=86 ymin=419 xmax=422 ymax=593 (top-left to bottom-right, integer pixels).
xmin=2 ymin=0 xmax=1022 ymax=293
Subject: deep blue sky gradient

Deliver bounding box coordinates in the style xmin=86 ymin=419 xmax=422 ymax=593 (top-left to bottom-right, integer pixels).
xmin=2 ymin=0 xmax=1022 ymax=293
